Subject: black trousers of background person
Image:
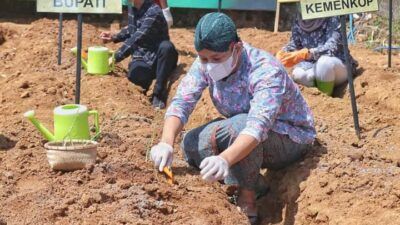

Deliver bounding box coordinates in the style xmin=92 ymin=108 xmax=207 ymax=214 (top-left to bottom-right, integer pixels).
xmin=128 ymin=40 xmax=178 ymax=100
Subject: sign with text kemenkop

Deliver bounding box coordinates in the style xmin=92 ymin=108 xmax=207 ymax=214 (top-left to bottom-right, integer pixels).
xmin=37 ymin=0 xmax=122 ymax=14
xmin=301 ymin=0 xmax=378 ymax=20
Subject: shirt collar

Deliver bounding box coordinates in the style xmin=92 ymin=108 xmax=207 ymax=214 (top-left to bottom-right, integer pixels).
xmin=133 ymin=0 xmax=153 ymax=15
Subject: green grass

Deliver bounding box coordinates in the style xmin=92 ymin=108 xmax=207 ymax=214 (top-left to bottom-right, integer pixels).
xmin=366 ymin=15 xmax=400 ymax=48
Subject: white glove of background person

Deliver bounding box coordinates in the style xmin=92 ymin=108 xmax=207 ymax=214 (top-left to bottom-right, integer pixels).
xmin=200 ymin=156 xmax=229 ymax=182
xmin=162 ymin=7 xmax=173 ymax=28
xmin=150 ymin=142 xmax=173 ymax=172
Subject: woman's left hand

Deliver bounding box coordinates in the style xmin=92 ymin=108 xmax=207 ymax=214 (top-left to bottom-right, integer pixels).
xmin=109 ymin=55 xmax=116 ymax=65
xmin=99 ymin=31 xmax=113 ymax=43
xmin=276 ymin=48 xmax=310 ymax=67
xmin=200 ymin=156 xmax=229 ymax=182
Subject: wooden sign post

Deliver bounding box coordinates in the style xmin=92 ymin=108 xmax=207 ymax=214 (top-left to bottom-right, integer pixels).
xmin=301 ymin=0 xmax=379 ymax=139
xmin=37 ymin=0 xmax=122 ymax=104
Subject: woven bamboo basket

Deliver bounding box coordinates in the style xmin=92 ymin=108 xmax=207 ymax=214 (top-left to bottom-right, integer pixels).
xmin=44 ymin=140 xmax=98 ymax=171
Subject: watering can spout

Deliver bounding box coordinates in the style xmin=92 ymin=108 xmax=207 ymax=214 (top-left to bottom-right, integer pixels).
xmin=81 ymin=57 xmax=88 ymax=70
xmin=24 ymin=110 xmax=55 ymax=141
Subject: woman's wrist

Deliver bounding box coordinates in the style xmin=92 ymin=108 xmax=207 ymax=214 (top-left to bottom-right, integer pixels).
xmin=308 ymin=48 xmax=315 ymax=60
xmin=160 ymin=135 xmax=175 ymax=147
xmin=219 ymin=134 xmax=259 ymax=167
xmin=219 ymin=151 xmax=233 ymax=167
xmin=160 ymin=116 xmax=183 ymax=147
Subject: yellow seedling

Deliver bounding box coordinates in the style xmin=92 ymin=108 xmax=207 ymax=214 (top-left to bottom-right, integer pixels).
xmin=163 ymin=167 xmax=174 ymax=185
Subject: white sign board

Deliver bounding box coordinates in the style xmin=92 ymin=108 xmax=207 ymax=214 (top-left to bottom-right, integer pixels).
xmin=37 ymin=0 xmax=122 ymax=14
xmin=301 ymin=0 xmax=379 ymax=20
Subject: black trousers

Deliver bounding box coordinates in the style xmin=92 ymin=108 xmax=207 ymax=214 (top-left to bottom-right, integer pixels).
xmin=128 ymin=40 xmax=178 ymax=99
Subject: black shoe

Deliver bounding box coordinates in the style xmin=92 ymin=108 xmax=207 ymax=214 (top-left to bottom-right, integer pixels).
xmin=152 ymin=96 xmax=166 ymax=109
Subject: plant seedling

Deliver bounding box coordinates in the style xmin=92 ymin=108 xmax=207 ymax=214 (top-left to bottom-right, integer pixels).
xmin=163 ymin=167 xmax=174 ymax=185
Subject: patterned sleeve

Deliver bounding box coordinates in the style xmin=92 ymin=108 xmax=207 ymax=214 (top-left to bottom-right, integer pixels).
xmin=165 ymin=60 xmax=208 ymax=124
xmin=240 ymin=63 xmax=286 ymax=142
xmin=112 ymin=26 xmax=130 ymax=43
xmin=283 ymin=21 xmax=302 ymax=52
xmin=310 ymin=17 xmax=341 ymax=60
xmin=114 ymin=8 xmax=162 ymax=62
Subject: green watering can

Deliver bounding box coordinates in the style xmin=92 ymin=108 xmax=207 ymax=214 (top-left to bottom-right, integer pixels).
xmin=24 ymin=104 xmax=100 ymax=142
xmin=71 ymin=46 xmax=115 ymax=75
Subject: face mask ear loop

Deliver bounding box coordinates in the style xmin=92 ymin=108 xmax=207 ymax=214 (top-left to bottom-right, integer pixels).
xmin=231 ymin=44 xmax=240 ymax=69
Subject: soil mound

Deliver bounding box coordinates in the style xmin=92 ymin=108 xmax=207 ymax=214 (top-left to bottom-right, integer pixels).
xmin=0 ymin=18 xmax=400 ymax=225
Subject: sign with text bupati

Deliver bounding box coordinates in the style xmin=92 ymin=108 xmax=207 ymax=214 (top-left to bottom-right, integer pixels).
xmin=301 ymin=0 xmax=378 ymax=20
xmin=37 ymin=0 xmax=122 ymax=14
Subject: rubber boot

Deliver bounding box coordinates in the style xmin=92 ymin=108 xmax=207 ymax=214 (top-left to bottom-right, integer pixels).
xmin=316 ymin=80 xmax=335 ymax=96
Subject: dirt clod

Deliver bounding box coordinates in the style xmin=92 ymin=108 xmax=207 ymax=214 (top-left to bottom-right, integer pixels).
xmin=0 ymin=217 xmax=6 ymax=225
xmin=319 ymin=180 xmax=328 ymax=188
xmin=80 ymin=192 xmax=105 ymax=208
xmin=2 ymin=171 xmax=13 ymax=179
xmin=46 ymin=87 xmax=57 ymax=95
xmin=118 ymin=180 xmax=131 ymax=190
xmin=347 ymin=150 xmax=364 ymax=161
xmin=18 ymin=81 xmax=29 ymax=89
xmin=315 ymin=213 xmax=329 ymax=223
xmin=97 ymin=150 xmax=108 ymax=159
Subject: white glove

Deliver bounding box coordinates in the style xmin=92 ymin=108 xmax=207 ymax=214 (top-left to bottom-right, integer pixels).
xmin=162 ymin=7 xmax=173 ymax=28
xmin=150 ymin=142 xmax=173 ymax=172
xmin=200 ymin=156 xmax=229 ymax=182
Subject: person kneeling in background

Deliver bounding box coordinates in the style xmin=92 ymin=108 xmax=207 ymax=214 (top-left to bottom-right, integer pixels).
xmin=276 ymin=4 xmax=358 ymax=96
xmin=122 ymin=0 xmax=173 ymax=28
xmin=101 ymin=0 xmax=178 ymax=109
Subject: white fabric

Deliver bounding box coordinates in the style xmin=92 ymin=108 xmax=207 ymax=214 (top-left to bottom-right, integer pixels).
xmin=315 ymin=56 xmax=347 ymax=85
xmin=162 ymin=7 xmax=173 ymax=28
xmin=292 ymin=67 xmax=316 ymax=87
xmin=292 ymin=56 xmax=347 ymax=87
xmin=150 ymin=142 xmax=173 ymax=172
xmin=202 ymin=52 xmax=236 ymax=82
xmin=200 ymin=156 xmax=229 ymax=182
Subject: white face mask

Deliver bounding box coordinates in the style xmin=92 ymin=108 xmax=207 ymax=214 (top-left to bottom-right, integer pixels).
xmin=202 ymin=47 xmax=238 ymax=82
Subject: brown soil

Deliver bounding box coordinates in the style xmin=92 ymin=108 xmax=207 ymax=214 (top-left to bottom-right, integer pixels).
xmin=0 ymin=18 xmax=400 ymax=225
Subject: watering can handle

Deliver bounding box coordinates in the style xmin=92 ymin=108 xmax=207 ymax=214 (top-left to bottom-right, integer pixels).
xmin=109 ymin=51 xmax=115 ymax=72
xmin=89 ymin=110 xmax=100 ymax=140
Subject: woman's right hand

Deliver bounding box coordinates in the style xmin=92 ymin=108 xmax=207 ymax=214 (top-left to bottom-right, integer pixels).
xmin=150 ymin=116 xmax=183 ymax=172
xmin=150 ymin=142 xmax=174 ymax=172
xmin=99 ymin=31 xmax=113 ymax=43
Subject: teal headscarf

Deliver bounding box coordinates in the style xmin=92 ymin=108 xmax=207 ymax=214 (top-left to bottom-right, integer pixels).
xmin=195 ymin=12 xmax=239 ymax=52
